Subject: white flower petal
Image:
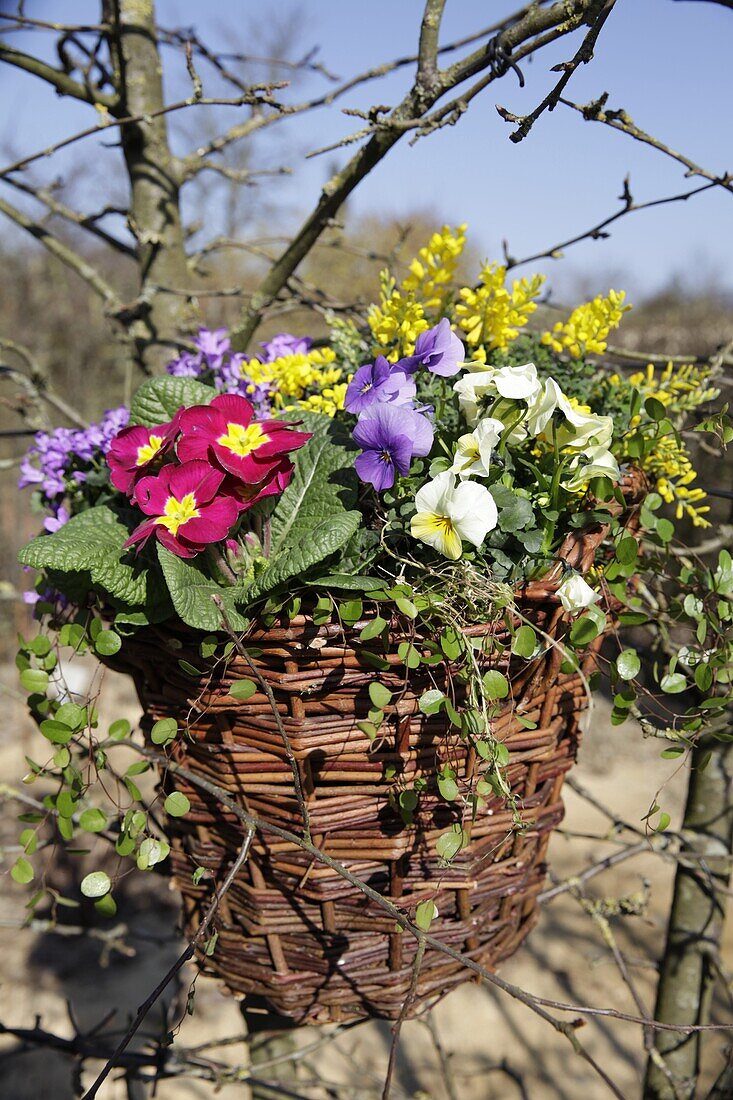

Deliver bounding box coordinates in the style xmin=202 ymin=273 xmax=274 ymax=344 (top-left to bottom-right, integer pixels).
xmin=557 ymin=573 xmax=599 ymax=613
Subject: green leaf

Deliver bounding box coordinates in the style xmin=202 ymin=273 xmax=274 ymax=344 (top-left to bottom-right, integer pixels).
xmin=415 ymin=900 xmax=438 ymax=931
xmin=396 ymin=596 xmax=418 ymax=619
xmin=359 ymin=616 xmax=386 ymax=641
xmin=20 ymin=668 xmax=49 ymax=694
xmin=11 ymin=857 xmax=34 ymax=885
xmin=129 ymin=376 xmax=216 ymax=427
xmin=369 ymin=682 xmax=392 ymax=709
xmin=340 ymin=599 xmax=363 ymax=626
xmin=95 ymin=894 xmax=117 ymax=918
xmin=151 ymin=717 xmax=178 ymax=745
xmin=306 ymin=574 xmax=384 ymax=591
xmin=56 ymin=703 xmax=84 ymax=730
xmin=644 ymin=396 xmax=666 ymax=422
xmin=616 ymin=649 xmax=641 ymax=681
xmin=436 ymin=826 xmax=466 ymax=862
xmin=247 ymin=513 xmax=360 ymax=602
xmin=109 ymin=718 xmax=131 ymax=741
xmin=616 ymin=537 xmax=639 ymax=566
xmin=511 ymin=625 xmax=537 ymax=659
xmin=492 ymin=485 xmax=534 ymax=533
xmin=241 ymin=413 xmax=360 ymax=601
xmin=229 ymin=679 xmax=257 ymax=700
xmin=440 ymin=627 xmax=463 ymax=661
xmin=661 ymin=672 xmax=687 ymax=694
xmin=437 ymin=774 xmax=459 ymax=801
xmin=570 ymin=614 xmax=601 ymax=647
xmin=79 ymin=808 xmax=108 ymax=833
xmin=164 ymin=792 xmax=191 ymax=817
xmin=19 ymin=506 xmax=166 ymax=613
xmin=419 ymin=689 xmax=444 ymax=715
xmin=94 ymin=630 xmax=122 ymax=657
xmin=81 ymin=871 xmax=111 ymax=898
xmin=157 ymin=547 xmax=251 ymax=632
xmin=482 ymin=670 xmax=509 ymax=701
xmin=40 ymin=719 xmax=73 ymax=745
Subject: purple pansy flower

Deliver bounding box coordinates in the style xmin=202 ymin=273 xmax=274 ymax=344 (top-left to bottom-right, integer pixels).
xmin=345 ymin=355 xmax=416 ymax=415
xmin=403 ymin=319 xmax=465 ymax=378
xmin=352 ymin=404 xmax=434 ymax=492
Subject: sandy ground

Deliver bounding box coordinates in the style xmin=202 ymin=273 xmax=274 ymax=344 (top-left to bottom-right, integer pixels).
xmin=1 ymin=658 xmax=731 ymax=1100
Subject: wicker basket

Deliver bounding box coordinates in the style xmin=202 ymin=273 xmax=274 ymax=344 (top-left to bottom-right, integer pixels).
xmin=111 ymin=489 xmax=643 ymax=1026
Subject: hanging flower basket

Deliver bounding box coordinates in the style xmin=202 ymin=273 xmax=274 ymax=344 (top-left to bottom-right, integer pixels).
xmin=103 ymin=485 xmax=644 ymax=1025
xmin=16 ymin=226 xmax=720 ymax=1026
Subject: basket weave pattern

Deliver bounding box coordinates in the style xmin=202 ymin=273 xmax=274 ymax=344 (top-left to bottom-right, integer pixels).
xmin=114 ymin=519 xmax=625 ymax=1025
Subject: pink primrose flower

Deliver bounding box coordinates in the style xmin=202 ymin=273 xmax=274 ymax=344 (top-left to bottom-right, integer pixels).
xmin=107 ymin=417 xmax=180 ymax=495
xmin=125 ymin=459 xmax=240 ymax=558
xmin=176 ymin=394 xmax=311 ymax=484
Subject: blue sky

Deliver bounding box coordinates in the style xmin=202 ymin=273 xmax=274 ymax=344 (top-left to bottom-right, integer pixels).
xmin=1 ymin=0 xmax=732 ymax=301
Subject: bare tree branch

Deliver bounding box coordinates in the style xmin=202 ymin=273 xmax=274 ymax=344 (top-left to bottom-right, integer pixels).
xmin=0 ymin=193 xmax=123 ymax=307
xmin=0 ymin=41 xmax=117 ymax=108
xmin=502 ymin=0 xmax=619 ymax=143
xmin=560 ymin=93 xmax=733 ymax=194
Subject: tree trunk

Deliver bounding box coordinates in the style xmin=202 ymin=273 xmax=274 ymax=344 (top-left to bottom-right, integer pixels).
xmin=644 ymin=735 xmax=733 ymax=1099
xmin=106 ymin=0 xmax=196 ymax=372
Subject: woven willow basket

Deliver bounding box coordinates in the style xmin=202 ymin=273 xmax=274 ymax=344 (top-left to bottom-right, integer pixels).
xmin=111 ymin=481 xmax=644 ymax=1026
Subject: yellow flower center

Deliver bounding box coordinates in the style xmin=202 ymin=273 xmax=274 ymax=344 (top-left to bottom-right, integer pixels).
xmin=216 ymin=421 xmax=270 ymax=457
xmin=136 ymin=434 xmax=163 ymax=466
xmin=156 ymin=493 xmax=200 ymax=535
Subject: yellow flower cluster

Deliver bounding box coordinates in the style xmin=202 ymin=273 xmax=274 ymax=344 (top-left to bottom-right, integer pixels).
xmin=242 ymin=347 xmax=348 ymax=417
xmin=455 ymin=263 xmax=544 ymax=362
xmin=368 ymin=273 xmax=429 ymax=360
xmin=625 ymin=361 xmax=719 ymax=414
xmin=401 ymin=224 xmax=467 ymax=311
xmin=642 ymin=432 xmax=711 ymax=527
xmin=542 ymin=290 xmax=631 ymax=359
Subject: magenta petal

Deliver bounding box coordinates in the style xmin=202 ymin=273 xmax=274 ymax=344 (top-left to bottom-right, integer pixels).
xmin=176 ymin=433 xmax=214 ymax=462
xmin=156 ymin=525 xmax=201 ymax=558
xmin=210 ymin=393 xmax=255 ymax=426
xmin=168 ymin=460 xmax=224 ymax=502
xmin=132 ymin=467 xmax=175 ymax=514
xmin=182 ymin=496 xmax=239 ymax=542
xmin=123 ymin=517 xmax=159 ymax=553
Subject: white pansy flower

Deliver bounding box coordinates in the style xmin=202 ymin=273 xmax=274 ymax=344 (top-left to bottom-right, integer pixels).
xmin=450 ymin=417 xmax=504 ymax=479
xmin=555 ymin=404 xmax=613 ymax=451
xmin=526 ymin=377 xmax=613 ymax=450
xmin=411 ymin=471 xmax=498 ymax=560
xmin=565 ymin=444 xmax=620 ymax=490
xmin=526 ymin=377 xmax=565 ymax=437
xmin=453 ymin=363 xmax=541 ymax=425
xmin=557 ymin=573 xmax=600 ymax=613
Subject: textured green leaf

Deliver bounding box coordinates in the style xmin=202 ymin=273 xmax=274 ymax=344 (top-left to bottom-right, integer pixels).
xmin=19 ymin=506 xmax=161 ymax=611
xmin=236 ymin=414 xmax=360 ymax=601
xmin=157 ymin=546 xmax=251 ymax=632
xmin=129 ymin=376 xmax=216 ymax=427
xmin=245 ymin=512 xmax=360 ymax=602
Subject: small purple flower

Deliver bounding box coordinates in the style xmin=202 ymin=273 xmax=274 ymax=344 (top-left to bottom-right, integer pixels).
xmin=260 ymin=333 xmax=312 ymax=361
xmin=345 ymin=356 xmax=416 ymax=415
xmin=352 ymin=404 xmax=434 ymax=492
xmin=403 ymin=319 xmax=465 ymax=378
xmin=167 ymin=352 xmax=202 ymax=378
xmin=44 ymin=505 xmax=70 ymax=533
